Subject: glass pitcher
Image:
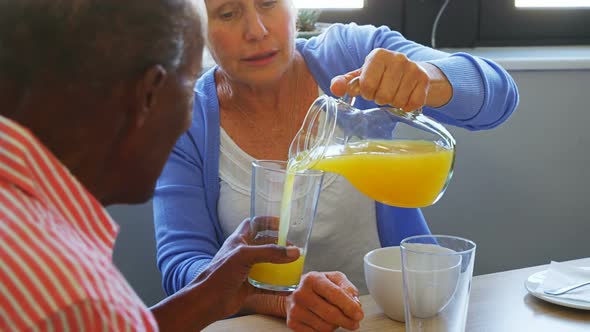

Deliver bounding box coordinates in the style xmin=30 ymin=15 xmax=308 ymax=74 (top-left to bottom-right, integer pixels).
xmin=288 ymin=78 xmax=456 ymax=208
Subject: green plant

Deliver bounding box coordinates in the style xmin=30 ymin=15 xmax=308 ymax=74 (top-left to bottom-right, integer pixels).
xmin=296 ymin=9 xmax=322 ymax=32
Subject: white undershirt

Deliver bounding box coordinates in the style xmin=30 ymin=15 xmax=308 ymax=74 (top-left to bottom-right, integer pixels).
xmin=218 ymin=125 xmax=379 ymax=294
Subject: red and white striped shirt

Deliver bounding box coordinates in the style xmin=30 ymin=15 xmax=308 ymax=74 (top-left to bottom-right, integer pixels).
xmin=0 ymin=116 xmax=158 ymax=331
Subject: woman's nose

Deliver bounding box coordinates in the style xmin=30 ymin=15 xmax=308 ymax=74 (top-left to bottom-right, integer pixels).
xmin=244 ymin=12 xmax=268 ymax=41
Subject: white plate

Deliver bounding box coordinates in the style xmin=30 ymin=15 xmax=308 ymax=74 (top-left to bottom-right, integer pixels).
xmin=525 ymin=268 xmax=590 ymax=310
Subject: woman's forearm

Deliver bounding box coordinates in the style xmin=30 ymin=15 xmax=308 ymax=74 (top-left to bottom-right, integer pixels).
xmin=240 ymin=293 xmax=288 ymax=318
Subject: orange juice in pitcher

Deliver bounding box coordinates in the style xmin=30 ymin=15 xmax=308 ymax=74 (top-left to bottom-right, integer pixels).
xmin=287 ymin=78 xmax=456 ymax=208
xmin=311 ymin=140 xmax=453 ymax=208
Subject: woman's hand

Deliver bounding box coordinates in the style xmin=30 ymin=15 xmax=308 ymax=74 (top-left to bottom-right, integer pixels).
xmin=285 ymin=271 xmax=364 ymax=331
xmin=330 ymin=48 xmax=452 ymax=112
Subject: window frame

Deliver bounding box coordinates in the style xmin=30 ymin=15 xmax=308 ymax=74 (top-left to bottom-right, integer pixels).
xmin=479 ymin=0 xmax=590 ymax=46
xmin=293 ymin=0 xmax=364 ymax=9
xmin=313 ymin=1 xmax=590 ymax=48
xmin=317 ymin=1 xmax=403 ymax=32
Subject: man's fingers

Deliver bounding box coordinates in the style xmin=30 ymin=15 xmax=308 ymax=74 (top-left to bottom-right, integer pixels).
xmin=250 ymin=216 xmax=280 ymax=231
xmin=232 ymin=244 xmax=300 ymax=267
xmin=236 ymin=217 xmax=252 ymax=232
xmin=249 ymin=216 xmax=283 ymax=245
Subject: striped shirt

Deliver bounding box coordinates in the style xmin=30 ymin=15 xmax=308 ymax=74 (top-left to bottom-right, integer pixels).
xmin=0 ymin=116 xmax=158 ymax=331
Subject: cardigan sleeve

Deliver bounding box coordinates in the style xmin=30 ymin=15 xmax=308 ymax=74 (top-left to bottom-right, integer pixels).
xmin=314 ymin=23 xmax=519 ymax=131
xmin=153 ymin=129 xmax=222 ymax=295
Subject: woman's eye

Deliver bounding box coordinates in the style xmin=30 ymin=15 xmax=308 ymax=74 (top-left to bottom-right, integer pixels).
xmin=220 ymin=10 xmax=234 ymax=19
xmin=260 ymin=0 xmax=277 ymax=9
xmin=217 ymin=4 xmax=239 ymax=20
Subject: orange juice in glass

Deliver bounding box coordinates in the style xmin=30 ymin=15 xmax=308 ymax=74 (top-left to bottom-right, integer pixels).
xmin=248 ymin=160 xmax=323 ymax=291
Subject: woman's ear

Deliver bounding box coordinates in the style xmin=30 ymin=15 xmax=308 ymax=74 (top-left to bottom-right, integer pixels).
xmin=134 ymin=65 xmax=168 ymax=128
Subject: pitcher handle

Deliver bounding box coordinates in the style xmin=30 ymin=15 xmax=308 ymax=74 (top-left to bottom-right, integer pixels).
xmin=340 ymin=76 xmax=361 ymax=106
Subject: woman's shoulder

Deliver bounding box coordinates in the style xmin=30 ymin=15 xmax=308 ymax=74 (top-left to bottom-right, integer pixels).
xmin=299 ymin=23 xmax=397 ymax=46
xmin=195 ymin=66 xmax=217 ymax=99
xmin=173 ymin=66 xmax=219 ymax=159
xmin=192 ymin=66 xmax=220 ymax=121
xmin=297 ymin=23 xmax=403 ymax=60
xmin=296 ymin=23 xmax=393 ymax=83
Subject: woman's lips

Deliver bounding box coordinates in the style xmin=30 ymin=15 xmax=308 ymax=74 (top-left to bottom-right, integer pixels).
xmin=242 ymin=50 xmax=279 ymax=65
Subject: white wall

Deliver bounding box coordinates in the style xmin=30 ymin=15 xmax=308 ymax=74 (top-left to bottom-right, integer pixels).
xmin=425 ymin=69 xmax=590 ymax=274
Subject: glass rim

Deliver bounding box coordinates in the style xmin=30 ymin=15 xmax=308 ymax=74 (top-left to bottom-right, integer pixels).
xmin=251 ymin=159 xmax=324 ymax=177
xmin=400 ymin=234 xmax=476 ymax=256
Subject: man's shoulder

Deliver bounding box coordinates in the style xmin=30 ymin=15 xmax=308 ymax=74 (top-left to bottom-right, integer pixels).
xmin=0 ymin=194 xmax=104 ymax=300
xmin=0 ymin=195 xmax=143 ymax=330
xmin=296 ymin=23 xmax=370 ymax=87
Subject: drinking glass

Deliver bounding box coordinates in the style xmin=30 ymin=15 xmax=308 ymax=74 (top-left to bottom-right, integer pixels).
xmin=248 ymin=160 xmax=323 ymax=291
xmin=401 ymin=235 xmax=476 ymax=332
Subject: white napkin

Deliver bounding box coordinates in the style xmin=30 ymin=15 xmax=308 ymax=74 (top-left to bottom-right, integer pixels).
xmin=535 ymin=261 xmax=590 ymax=303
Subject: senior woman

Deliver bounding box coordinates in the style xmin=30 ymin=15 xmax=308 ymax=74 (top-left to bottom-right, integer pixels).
xmin=154 ymin=0 xmax=519 ymax=331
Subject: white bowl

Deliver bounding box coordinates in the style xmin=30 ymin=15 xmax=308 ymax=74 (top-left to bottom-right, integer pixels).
xmin=363 ymin=246 xmax=405 ymax=322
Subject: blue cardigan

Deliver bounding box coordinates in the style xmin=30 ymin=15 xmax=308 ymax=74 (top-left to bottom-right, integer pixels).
xmin=153 ymin=23 xmax=519 ymax=295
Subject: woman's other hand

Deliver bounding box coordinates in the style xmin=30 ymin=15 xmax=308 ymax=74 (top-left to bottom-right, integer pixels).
xmin=285 ymin=271 xmax=364 ymax=331
xmin=330 ymin=48 xmax=452 ymax=112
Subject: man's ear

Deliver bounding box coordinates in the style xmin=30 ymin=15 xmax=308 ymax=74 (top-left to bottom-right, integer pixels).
xmin=134 ymin=65 xmax=167 ymax=128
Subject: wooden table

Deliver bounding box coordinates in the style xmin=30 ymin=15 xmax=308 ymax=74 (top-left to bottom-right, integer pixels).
xmin=204 ymin=258 xmax=590 ymax=331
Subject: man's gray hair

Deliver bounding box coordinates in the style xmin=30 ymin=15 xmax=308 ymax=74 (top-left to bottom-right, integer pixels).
xmin=0 ymin=0 xmax=201 ymax=88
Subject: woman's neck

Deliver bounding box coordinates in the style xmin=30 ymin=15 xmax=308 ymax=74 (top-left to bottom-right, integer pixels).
xmin=215 ymin=52 xmax=319 ymax=160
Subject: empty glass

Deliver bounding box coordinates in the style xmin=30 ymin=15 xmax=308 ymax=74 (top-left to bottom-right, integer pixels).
xmin=401 ymin=235 xmax=476 ymax=332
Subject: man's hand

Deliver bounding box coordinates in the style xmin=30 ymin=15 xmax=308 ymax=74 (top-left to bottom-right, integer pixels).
xmin=151 ymin=218 xmax=299 ymax=331
xmin=194 ymin=218 xmax=300 ymax=319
